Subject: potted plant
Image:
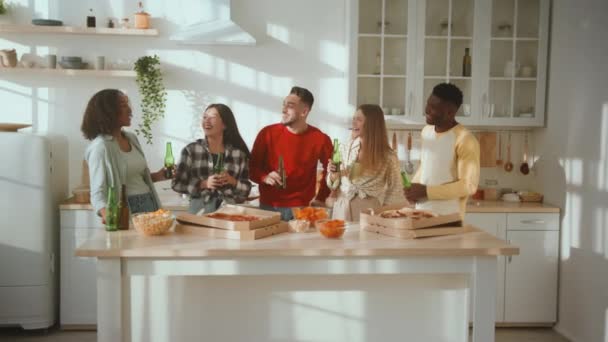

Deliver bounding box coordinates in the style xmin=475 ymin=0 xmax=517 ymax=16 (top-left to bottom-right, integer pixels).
xmin=0 ymin=0 xmax=8 ymax=21
xmin=134 ymin=55 xmax=167 ymax=144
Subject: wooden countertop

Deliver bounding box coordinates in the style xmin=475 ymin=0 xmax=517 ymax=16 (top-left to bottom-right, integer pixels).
xmin=61 ymin=197 xmax=560 ymax=214
xmin=75 ymin=225 xmax=518 ymax=258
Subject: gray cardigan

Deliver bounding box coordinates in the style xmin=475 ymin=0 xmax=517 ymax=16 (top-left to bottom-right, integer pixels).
xmin=85 ymin=130 xmax=161 ymax=215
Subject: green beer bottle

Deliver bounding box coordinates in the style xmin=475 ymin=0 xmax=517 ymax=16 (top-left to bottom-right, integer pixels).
xmin=105 ymin=185 xmax=118 ymax=231
xmin=400 ymin=171 xmax=411 ymax=189
xmin=213 ymin=153 xmax=224 ymax=175
xmin=164 ymin=142 xmax=174 ymax=179
xmin=331 ymin=139 xmax=342 ymax=173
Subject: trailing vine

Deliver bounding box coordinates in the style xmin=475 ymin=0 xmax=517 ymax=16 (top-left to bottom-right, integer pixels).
xmin=0 ymin=0 xmax=7 ymax=15
xmin=134 ymin=55 xmax=167 ymax=144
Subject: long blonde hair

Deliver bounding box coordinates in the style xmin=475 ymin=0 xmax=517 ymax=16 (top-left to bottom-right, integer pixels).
xmin=358 ymin=104 xmax=392 ymax=173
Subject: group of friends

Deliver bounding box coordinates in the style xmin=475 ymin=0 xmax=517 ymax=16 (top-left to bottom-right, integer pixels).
xmin=81 ymin=83 xmax=480 ymax=224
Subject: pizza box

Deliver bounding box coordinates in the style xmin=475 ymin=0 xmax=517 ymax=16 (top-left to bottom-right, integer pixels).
xmin=363 ymin=223 xmax=472 ymax=239
xmin=176 ymin=205 xmax=281 ymax=231
xmin=360 ymin=203 xmax=461 ymax=230
xmin=175 ymin=221 xmax=288 ymax=240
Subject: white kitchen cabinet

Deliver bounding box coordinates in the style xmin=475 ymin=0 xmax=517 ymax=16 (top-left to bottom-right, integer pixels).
xmin=350 ymin=0 xmax=550 ymax=127
xmin=465 ymin=211 xmax=559 ymax=325
xmin=465 ymin=213 xmax=506 ymax=322
xmin=60 ymin=209 xmax=103 ymax=327
xmin=504 ymin=228 xmax=559 ymax=323
xmin=60 ymin=207 xmax=187 ymax=328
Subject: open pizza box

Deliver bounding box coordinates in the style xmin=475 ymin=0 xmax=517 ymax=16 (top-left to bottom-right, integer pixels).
xmin=176 ymin=204 xmax=281 ymax=231
xmin=360 ymin=203 xmax=462 ymax=230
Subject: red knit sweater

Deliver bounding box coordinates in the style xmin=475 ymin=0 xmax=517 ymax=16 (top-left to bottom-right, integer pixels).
xmin=249 ymin=124 xmax=333 ymax=207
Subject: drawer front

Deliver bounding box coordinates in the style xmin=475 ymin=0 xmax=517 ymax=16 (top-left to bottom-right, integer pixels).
xmin=60 ymin=210 xmax=104 ymax=229
xmin=507 ymin=213 xmax=559 ymax=231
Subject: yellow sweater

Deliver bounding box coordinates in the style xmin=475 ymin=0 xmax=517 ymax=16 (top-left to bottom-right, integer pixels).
xmin=412 ymin=124 xmax=480 ymax=219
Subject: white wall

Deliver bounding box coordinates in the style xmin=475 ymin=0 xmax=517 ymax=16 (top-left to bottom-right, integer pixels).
xmin=534 ymin=1 xmax=608 ymax=341
xmin=0 ymin=0 xmax=353 ymax=190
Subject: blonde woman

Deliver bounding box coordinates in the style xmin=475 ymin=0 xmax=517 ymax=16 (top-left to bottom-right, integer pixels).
xmin=327 ymin=104 xmax=406 ymax=221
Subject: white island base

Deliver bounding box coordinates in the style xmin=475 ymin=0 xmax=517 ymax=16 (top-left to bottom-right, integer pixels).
xmin=80 ymin=226 xmax=515 ymax=342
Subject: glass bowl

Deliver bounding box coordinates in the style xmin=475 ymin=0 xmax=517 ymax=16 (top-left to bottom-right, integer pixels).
xmin=131 ymin=209 xmax=175 ymax=236
xmin=315 ymin=219 xmax=346 ymax=239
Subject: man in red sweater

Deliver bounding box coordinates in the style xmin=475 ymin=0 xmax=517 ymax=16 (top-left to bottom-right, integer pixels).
xmin=249 ymin=86 xmax=333 ymax=220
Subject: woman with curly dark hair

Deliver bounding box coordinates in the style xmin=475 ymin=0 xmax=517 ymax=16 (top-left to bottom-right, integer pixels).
xmin=81 ymin=89 xmax=170 ymax=223
xmin=171 ymin=103 xmax=252 ymax=214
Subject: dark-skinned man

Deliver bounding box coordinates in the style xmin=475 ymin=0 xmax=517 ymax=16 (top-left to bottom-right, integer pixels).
xmin=404 ymin=83 xmax=480 ymax=220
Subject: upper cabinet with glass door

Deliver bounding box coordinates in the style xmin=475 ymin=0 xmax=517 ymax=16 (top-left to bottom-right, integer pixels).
xmin=481 ymin=0 xmax=550 ymax=127
xmin=410 ymin=0 xmax=480 ymax=126
xmin=355 ymin=0 xmax=417 ymax=124
xmin=350 ymin=0 xmax=550 ymax=127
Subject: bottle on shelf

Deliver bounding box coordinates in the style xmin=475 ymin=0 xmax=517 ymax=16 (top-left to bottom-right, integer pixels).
xmin=164 ymin=142 xmax=174 ymax=179
xmin=87 ymin=9 xmax=96 ymax=28
xmin=462 ymin=47 xmax=472 ymax=77
xmin=373 ymin=52 xmax=381 ymax=75
xmin=105 ymin=185 xmax=118 ymax=231
xmin=134 ymin=1 xmax=151 ymax=29
xmin=118 ymin=184 xmax=130 ymax=230
xmin=331 ymin=139 xmax=342 ymax=173
xmin=107 ymin=18 xmax=115 ymax=28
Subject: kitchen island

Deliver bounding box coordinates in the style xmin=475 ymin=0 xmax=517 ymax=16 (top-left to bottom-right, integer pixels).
xmin=76 ymin=224 xmax=518 ymax=342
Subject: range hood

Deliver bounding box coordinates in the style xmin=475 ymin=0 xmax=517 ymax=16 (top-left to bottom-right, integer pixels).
xmin=170 ymin=0 xmax=256 ymax=46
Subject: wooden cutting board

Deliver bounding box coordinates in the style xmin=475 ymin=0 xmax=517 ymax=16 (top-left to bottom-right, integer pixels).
xmin=478 ymin=132 xmax=497 ymax=168
xmin=0 ymin=123 xmax=31 ymax=132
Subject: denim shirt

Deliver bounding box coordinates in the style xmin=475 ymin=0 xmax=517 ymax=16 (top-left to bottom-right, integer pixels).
xmin=85 ymin=130 xmax=161 ymax=215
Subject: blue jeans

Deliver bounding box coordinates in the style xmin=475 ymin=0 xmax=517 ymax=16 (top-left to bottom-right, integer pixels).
xmin=189 ymin=194 xmax=223 ymax=214
xmin=127 ymin=192 xmax=159 ymax=214
xmin=260 ymin=204 xmax=294 ymax=221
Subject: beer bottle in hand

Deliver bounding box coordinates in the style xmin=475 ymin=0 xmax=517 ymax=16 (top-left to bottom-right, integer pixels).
xmin=331 ymin=139 xmax=342 ymax=173
xmin=277 ymin=155 xmax=286 ymax=189
xmin=164 ymin=142 xmax=174 ymax=179
xmin=401 ymin=170 xmax=411 ymax=189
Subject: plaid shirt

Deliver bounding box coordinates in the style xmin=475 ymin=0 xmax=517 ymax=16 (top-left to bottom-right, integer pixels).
xmin=171 ymin=139 xmax=252 ymax=204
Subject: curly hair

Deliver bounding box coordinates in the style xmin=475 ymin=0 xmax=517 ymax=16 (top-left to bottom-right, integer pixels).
xmin=81 ymin=89 xmax=123 ymax=140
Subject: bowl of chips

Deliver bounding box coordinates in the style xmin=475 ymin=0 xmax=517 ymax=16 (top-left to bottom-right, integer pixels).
xmin=132 ymin=209 xmax=175 ymax=236
xmin=292 ymin=206 xmax=328 ymax=225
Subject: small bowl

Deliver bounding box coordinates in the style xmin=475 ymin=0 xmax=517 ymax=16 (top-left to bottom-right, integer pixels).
xmin=315 ymin=219 xmax=346 ymax=239
xmin=132 ymin=210 xmax=175 ymax=236
xmin=288 ymin=219 xmax=314 ymax=233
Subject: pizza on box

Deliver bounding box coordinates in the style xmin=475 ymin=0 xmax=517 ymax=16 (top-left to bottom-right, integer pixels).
xmin=206 ymin=213 xmax=260 ymax=222
xmin=379 ymin=208 xmax=436 ymax=220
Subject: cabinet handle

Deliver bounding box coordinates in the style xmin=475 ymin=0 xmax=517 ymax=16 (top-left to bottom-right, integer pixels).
xmin=407 ymin=92 xmax=414 ymax=116
xmin=520 ymin=219 xmax=546 ymax=225
xmin=508 ymin=256 xmax=512 ymax=263
xmin=507 ymin=240 xmax=512 ymax=263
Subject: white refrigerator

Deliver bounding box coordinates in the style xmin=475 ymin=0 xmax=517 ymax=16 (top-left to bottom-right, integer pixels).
xmin=0 ymin=132 xmax=67 ymax=329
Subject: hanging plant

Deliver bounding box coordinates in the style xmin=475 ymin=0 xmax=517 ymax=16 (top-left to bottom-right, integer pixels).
xmin=134 ymin=55 xmax=167 ymax=144
xmin=0 ymin=0 xmax=7 ymax=15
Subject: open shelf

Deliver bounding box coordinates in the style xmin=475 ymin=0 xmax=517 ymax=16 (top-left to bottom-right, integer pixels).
xmin=0 ymin=67 xmax=136 ymax=77
xmin=0 ymin=24 xmax=159 ymax=36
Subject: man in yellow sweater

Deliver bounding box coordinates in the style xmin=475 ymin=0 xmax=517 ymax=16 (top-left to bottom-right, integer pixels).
xmin=404 ymin=83 xmax=480 ymax=219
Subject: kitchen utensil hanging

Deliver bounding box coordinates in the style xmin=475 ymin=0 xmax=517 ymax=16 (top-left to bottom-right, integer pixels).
xmin=405 ymin=131 xmax=415 ymax=174
xmin=496 ymin=132 xmax=503 ymax=167
xmin=520 ymin=132 xmax=530 ymax=175
xmin=504 ymin=132 xmax=513 ymax=172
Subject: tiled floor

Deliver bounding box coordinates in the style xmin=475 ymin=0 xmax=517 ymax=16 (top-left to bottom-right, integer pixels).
xmin=0 ymin=327 xmax=571 ymax=342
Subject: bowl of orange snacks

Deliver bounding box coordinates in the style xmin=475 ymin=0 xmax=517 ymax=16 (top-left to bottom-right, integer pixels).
xmin=132 ymin=209 xmax=175 ymax=236
xmin=292 ymin=206 xmax=328 ymax=224
xmin=315 ymin=219 xmax=346 ymax=239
